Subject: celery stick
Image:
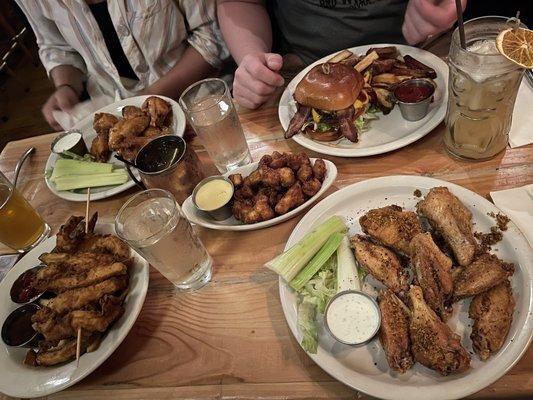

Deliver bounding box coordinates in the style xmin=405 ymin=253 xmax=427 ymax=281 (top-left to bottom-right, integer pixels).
xmin=336 ymin=236 xmax=361 ymax=292
xmin=264 ymin=216 xmax=346 ymax=282
xmin=51 ymin=159 xmax=113 ymax=181
xmin=290 ymin=232 xmax=344 ymax=291
xmin=54 ymin=171 xmax=128 ymax=191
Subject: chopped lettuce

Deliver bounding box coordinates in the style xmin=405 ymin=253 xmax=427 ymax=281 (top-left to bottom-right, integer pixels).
xmin=297 ymin=299 xmax=318 ymax=353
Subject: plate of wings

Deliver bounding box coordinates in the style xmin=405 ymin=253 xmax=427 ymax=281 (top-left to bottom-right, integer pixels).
xmin=45 ymin=95 xmax=185 ymax=202
xmin=279 ymin=175 xmax=532 ymax=400
xmin=0 ymin=214 xmax=149 ymax=398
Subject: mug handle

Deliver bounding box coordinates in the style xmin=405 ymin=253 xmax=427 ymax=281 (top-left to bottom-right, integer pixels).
xmin=125 ymin=164 xmax=146 ymax=190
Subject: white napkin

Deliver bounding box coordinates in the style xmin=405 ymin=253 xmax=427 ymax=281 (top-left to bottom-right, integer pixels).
xmin=52 ymin=95 xmax=114 ymax=130
xmin=490 ymin=184 xmax=533 ymax=246
xmin=509 ymin=81 xmax=533 ymax=148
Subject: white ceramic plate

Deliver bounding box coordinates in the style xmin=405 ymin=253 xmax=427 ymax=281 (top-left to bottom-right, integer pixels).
xmin=182 ymin=158 xmax=337 ymax=231
xmin=0 ymin=224 xmax=149 ymax=398
xmin=45 ymin=95 xmax=185 ymax=202
xmin=278 ymin=44 xmax=449 ymax=157
xmin=279 ymin=176 xmax=533 ymax=400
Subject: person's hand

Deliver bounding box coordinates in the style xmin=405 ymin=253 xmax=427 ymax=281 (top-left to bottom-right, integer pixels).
xmin=233 ymin=53 xmax=285 ymax=109
xmin=42 ymin=85 xmax=80 ymax=130
xmin=403 ymin=0 xmax=467 ymax=45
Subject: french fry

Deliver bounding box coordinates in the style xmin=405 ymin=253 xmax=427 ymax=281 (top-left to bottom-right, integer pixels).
xmin=355 ymin=51 xmax=379 ymax=73
xmin=373 ymin=73 xmax=411 ymax=85
xmin=328 ymin=49 xmax=353 ymax=63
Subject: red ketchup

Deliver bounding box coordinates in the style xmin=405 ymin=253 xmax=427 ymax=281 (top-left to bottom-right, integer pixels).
xmin=394 ymin=83 xmax=433 ymax=103
xmin=10 ymin=268 xmax=42 ymax=303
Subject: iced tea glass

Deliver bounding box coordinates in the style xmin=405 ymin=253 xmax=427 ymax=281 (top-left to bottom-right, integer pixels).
xmin=0 ymin=172 xmax=50 ymax=252
xmin=444 ymin=16 xmax=526 ymax=160
xmin=115 ymin=189 xmax=213 ymax=291
xmin=179 ymin=78 xmax=252 ymax=173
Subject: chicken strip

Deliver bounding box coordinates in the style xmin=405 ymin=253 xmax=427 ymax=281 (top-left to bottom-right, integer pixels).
xmin=24 ymin=334 xmax=102 ymax=367
xmin=350 ymin=235 xmax=409 ymax=294
xmin=142 ymin=96 xmax=171 ymax=127
xmin=416 ymin=187 xmax=476 ymax=266
xmin=453 ymin=253 xmax=514 ymax=300
xmin=409 ymin=285 xmax=471 ymax=375
xmin=410 ymin=233 xmax=453 ymax=320
xmin=38 ymin=252 xmax=126 ymax=277
xmin=378 ymin=289 xmax=413 ymax=373
xmin=47 ymin=276 xmax=128 ymax=315
xmin=71 ymin=295 xmax=125 ymax=333
xmin=469 ymin=280 xmax=514 ymax=361
xmin=77 ymin=234 xmax=131 ymax=259
xmin=32 ymin=307 xmax=77 ymax=341
xmin=360 ymin=205 xmax=423 ymax=255
xmin=274 ymin=183 xmax=306 ymax=215
xmin=55 ymin=214 xmax=97 ymax=253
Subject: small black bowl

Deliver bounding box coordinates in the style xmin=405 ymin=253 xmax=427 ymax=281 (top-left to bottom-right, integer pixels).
xmin=10 ymin=265 xmax=45 ymax=304
xmin=1 ymin=303 xmax=41 ymax=347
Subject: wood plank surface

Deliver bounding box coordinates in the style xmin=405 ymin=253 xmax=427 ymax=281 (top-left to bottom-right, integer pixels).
xmin=0 ymin=102 xmax=531 ymax=400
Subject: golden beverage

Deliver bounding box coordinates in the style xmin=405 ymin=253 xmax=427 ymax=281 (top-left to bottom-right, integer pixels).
xmin=0 ymin=183 xmax=47 ymax=251
xmin=444 ymin=17 xmax=525 ymax=160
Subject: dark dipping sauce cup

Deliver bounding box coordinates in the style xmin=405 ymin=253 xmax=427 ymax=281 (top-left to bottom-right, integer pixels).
xmin=10 ymin=265 xmax=45 ymax=304
xmin=1 ymin=303 xmax=41 ymax=347
xmin=394 ymin=79 xmax=435 ymax=121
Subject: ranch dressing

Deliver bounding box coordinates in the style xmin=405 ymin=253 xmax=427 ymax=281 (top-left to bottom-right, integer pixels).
xmin=326 ymin=292 xmax=380 ymax=344
xmin=195 ymin=179 xmax=233 ymax=211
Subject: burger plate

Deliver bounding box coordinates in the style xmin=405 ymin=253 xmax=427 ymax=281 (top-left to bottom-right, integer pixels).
xmin=278 ymin=44 xmax=448 ymax=157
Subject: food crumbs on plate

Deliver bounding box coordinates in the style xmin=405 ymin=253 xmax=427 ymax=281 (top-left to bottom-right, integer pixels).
xmin=488 ymin=211 xmax=510 ymax=231
xmin=474 ymin=212 xmax=510 ymax=253
xmin=413 ymin=189 xmax=422 ymax=198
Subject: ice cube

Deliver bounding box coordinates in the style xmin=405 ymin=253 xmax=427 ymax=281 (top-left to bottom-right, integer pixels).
xmin=467 ymin=39 xmax=498 ymax=55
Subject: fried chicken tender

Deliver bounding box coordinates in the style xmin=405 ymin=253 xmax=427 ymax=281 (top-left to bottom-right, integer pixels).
xmin=142 ymin=96 xmax=171 ymax=127
xmin=55 ymin=214 xmax=97 ymax=253
xmin=408 ymin=285 xmax=470 ymax=375
xmin=312 ymin=159 xmax=327 ymax=182
xmin=122 ymin=105 xmax=146 ymax=119
xmin=410 ymin=233 xmax=453 ymax=320
xmin=71 ymin=295 xmax=125 ymax=333
xmin=228 ymin=173 xmax=244 ymax=188
xmin=24 ymin=334 xmax=101 ymax=367
xmin=108 ymin=115 xmax=150 ymax=150
xmin=360 ymin=205 xmax=423 ymax=256
xmin=350 ymin=235 xmax=409 ymax=294
xmin=378 ymin=289 xmax=414 ymax=373
xmin=302 ymin=178 xmax=321 ymax=197
xmin=77 ymin=234 xmax=131 ymax=260
xmin=417 ymin=187 xmax=476 ymax=266
xmin=453 ymin=253 xmax=514 ymax=300
xmin=32 ymin=307 xmax=77 ymax=341
xmin=275 ymin=183 xmax=306 ymax=214
xmin=93 ymin=113 xmax=118 ymax=134
xmin=469 ymin=280 xmax=514 ymax=361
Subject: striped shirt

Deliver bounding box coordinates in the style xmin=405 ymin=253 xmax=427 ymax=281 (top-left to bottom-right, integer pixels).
xmin=15 ymin=0 xmax=228 ymax=100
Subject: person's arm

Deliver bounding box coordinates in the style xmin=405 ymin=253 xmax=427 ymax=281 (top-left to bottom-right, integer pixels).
xmin=403 ymin=0 xmax=468 ymax=45
xmin=217 ymin=0 xmax=284 ymax=109
xmin=15 ymin=1 xmax=86 ymax=129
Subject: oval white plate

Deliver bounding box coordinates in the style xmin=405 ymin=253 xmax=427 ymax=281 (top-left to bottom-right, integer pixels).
xmin=182 ymin=158 xmax=337 ymax=231
xmin=45 ymin=95 xmax=185 ymax=202
xmin=0 ymin=224 xmax=149 ymax=398
xmin=279 ymin=176 xmax=532 ymax=400
xmin=278 ymin=44 xmax=449 ymax=157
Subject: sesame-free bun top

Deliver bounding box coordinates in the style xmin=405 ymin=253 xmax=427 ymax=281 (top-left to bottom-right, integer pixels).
xmin=294 ymin=63 xmax=364 ymax=111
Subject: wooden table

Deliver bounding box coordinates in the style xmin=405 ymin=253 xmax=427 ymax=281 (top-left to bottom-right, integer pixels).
xmin=0 ymin=104 xmax=532 ymax=400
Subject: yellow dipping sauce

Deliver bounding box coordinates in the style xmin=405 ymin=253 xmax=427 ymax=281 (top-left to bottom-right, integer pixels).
xmin=195 ymin=179 xmax=233 ymax=211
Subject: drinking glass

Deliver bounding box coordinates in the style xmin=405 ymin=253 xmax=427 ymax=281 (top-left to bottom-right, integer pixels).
xmin=179 ymin=78 xmax=252 ymax=173
xmin=0 ymin=172 xmax=50 ymax=252
xmin=444 ymin=16 xmax=526 ymax=160
xmin=115 ymin=189 xmax=212 ymax=291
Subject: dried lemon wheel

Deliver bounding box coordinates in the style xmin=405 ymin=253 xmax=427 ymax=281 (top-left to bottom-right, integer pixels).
xmin=496 ymin=27 xmax=533 ymax=68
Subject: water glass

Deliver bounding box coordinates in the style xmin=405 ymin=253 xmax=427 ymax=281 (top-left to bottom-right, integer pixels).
xmin=179 ymin=78 xmax=252 ymax=173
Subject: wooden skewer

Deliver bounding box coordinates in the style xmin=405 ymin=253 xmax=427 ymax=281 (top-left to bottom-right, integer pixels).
xmin=76 ymin=327 xmax=82 ymax=367
xmin=77 ymin=187 xmax=91 ymax=367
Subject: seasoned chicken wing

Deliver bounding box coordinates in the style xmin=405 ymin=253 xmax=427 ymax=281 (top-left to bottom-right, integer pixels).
xmin=93 ymin=113 xmax=118 ymax=135
xmin=350 ymin=235 xmax=409 ymax=294
xmin=410 ymin=232 xmax=453 ymax=320
xmin=108 ymin=115 xmax=150 ymax=150
xmin=141 ymin=96 xmax=171 ymax=127
xmin=121 ymin=105 xmax=146 ymax=119
xmin=360 ymin=205 xmax=423 ymax=255
xmin=469 ymin=280 xmax=514 ymax=361
xmin=416 ymin=187 xmax=476 ymax=266
xmin=378 ymin=289 xmax=414 ymax=373
xmin=408 ymin=285 xmax=471 ymax=375
xmin=90 ymin=131 xmax=110 ymax=162
xmin=312 ymin=158 xmax=327 ymax=182
xmin=453 ymin=253 xmax=514 ymax=300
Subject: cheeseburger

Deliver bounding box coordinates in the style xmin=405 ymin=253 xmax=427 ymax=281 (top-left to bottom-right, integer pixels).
xmin=286 ymin=63 xmax=365 ymax=142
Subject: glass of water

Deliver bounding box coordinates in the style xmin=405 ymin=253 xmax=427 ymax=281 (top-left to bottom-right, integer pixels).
xmin=179 ymin=78 xmax=252 ymax=173
xmin=115 ymin=189 xmax=213 ymax=291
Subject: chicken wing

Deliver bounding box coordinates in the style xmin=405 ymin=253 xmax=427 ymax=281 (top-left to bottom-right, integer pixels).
xmin=410 ymin=233 xmax=453 ymax=320
xmin=350 ymin=235 xmax=409 ymax=294
xmin=453 ymin=253 xmax=514 ymax=300
xmin=378 ymin=289 xmax=413 ymax=373
xmin=469 ymin=280 xmax=514 ymax=361
xmin=93 ymin=113 xmax=118 ymax=135
xmin=274 ymin=183 xmax=306 ymax=215
xmin=360 ymin=205 xmax=423 ymax=255
xmin=141 ymin=96 xmax=171 ymax=127
xmin=416 ymin=187 xmax=476 ymax=266
xmin=312 ymin=159 xmax=327 ymax=182
xmin=122 ymin=105 xmax=146 ymax=119
xmin=108 ymin=115 xmax=150 ymax=150
xmin=408 ymin=285 xmax=471 ymax=375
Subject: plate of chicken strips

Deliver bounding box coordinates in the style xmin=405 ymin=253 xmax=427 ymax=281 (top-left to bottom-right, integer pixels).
xmin=0 ymin=214 xmax=149 ymax=398
xmin=278 ymin=44 xmax=448 ymax=157
xmin=45 ymin=95 xmax=185 ymax=202
xmin=278 ymin=176 xmax=532 ymax=400
xmin=182 ymin=152 xmax=337 ymax=231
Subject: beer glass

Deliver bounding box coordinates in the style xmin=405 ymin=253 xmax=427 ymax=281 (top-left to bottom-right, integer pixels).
xmin=444 ymin=16 xmax=526 ymax=160
xmin=0 ymin=172 xmax=50 ymax=252
xmin=179 ymin=78 xmax=252 ymax=173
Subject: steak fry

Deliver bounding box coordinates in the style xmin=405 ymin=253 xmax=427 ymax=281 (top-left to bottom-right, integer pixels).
xmin=416 ymin=187 xmax=476 ymax=266
xmin=47 ymin=277 xmax=128 ymax=315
